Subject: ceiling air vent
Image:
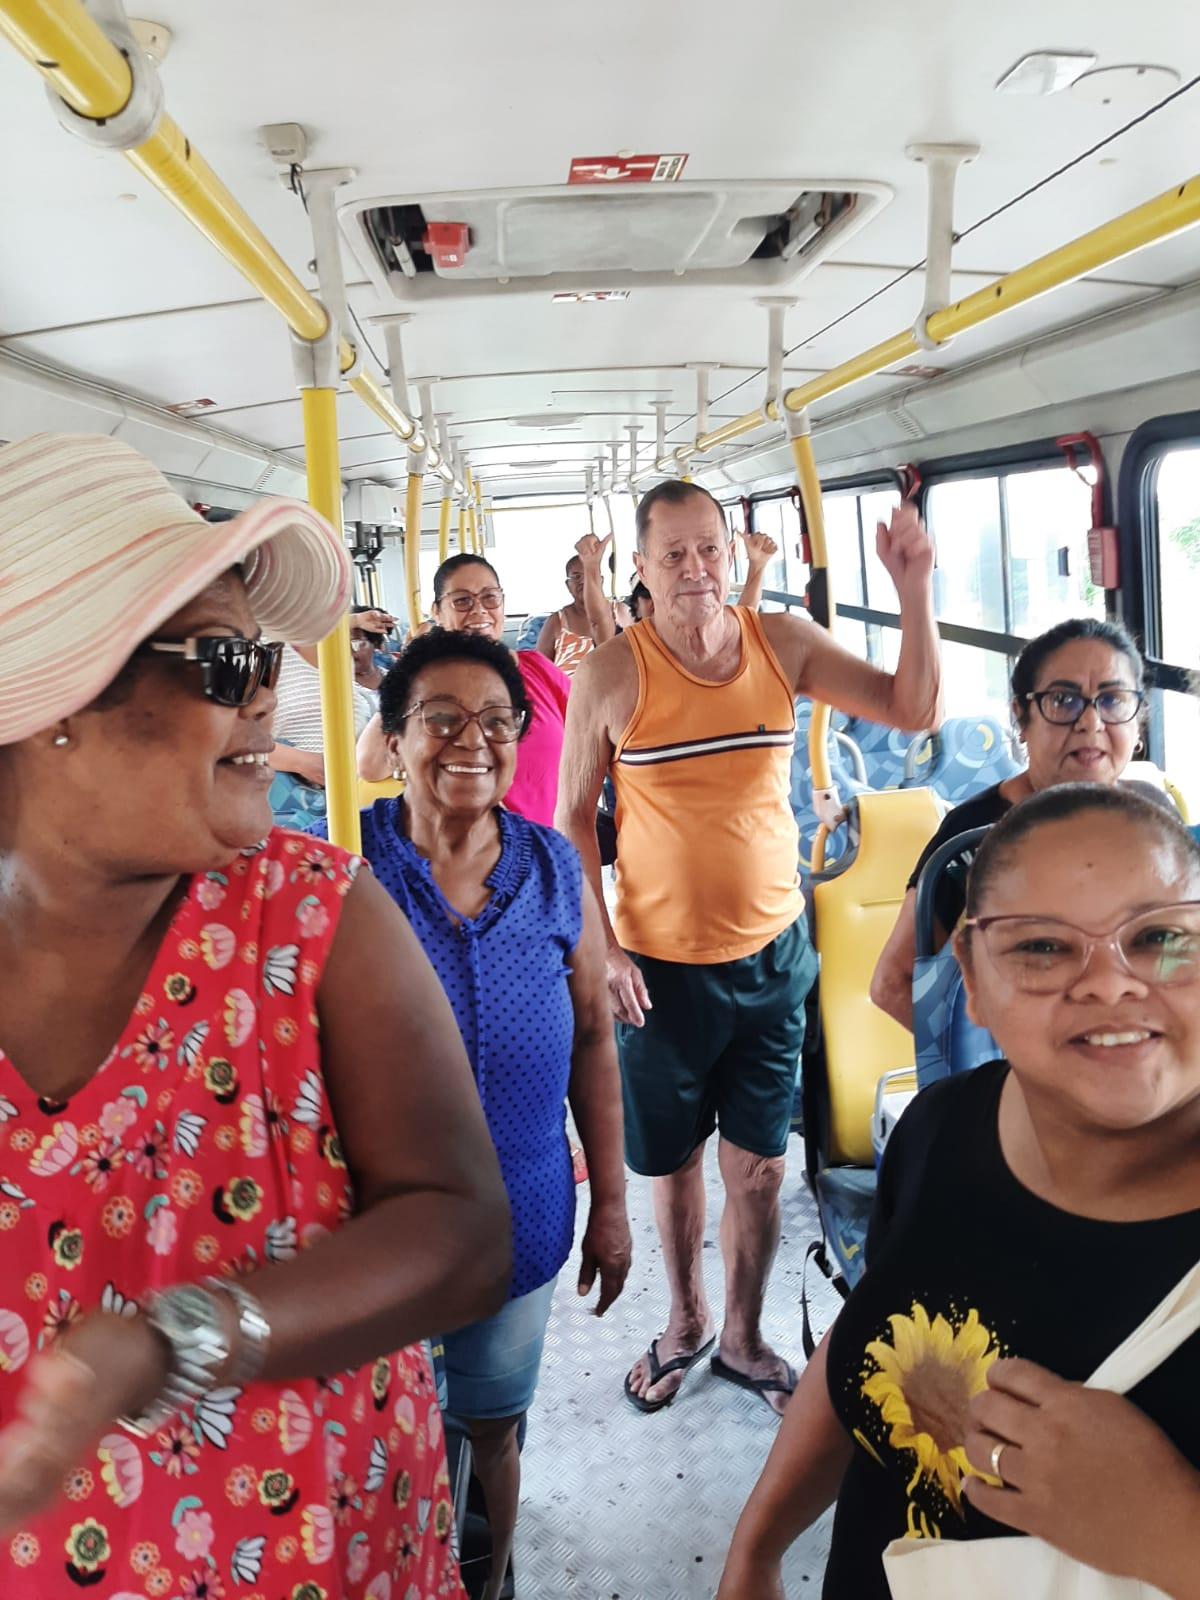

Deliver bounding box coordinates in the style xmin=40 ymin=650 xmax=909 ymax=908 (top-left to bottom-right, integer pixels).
xmin=340 ymin=180 xmax=891 ymax=304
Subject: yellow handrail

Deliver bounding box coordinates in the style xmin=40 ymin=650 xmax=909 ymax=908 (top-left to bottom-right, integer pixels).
xmin=404 ymin=472 xmax=424 ymax=634
xmin=303 ymin=387 xmax=361 ymax=854
xmin=437 ymin=495 xmax=453 ymax=565
xmin=678 ymin=177 xmax=1200 ymax=464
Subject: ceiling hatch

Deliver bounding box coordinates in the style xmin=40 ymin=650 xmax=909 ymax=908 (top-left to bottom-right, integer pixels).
xmin=339 ymin=180 xmax=891 ymax=303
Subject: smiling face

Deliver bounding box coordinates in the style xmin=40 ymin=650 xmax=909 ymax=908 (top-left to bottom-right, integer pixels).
xmin=634 ymin=494 xmax=731 ymax=629
xmin=959 ymin=810 xmax=1200 ymax=1135
xmin=1019 ymin=638 xmax=1142 ymax=791
xmin=4 ymin=571 xmax=278 ymax=877
xmin=387 ymin=658 xmax=520 ymax=821
xmin=431 ymin=561 xmax=506 ymax=643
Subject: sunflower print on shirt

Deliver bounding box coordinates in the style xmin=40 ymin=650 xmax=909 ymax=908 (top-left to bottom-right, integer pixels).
xmin=0 ymin=829 xmax=465 ymax=1600
xmin=856 ymin=1300 xmax=1006 ymax=1541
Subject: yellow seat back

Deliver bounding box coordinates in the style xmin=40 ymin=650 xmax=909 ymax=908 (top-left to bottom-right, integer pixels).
xmin=813 ymin=787 xmax=943 ymax=1166
xmin=1125 ymin=760 xmax=1191 ymax=823
xmin=358 ymin=777 xmax=405 ymax=807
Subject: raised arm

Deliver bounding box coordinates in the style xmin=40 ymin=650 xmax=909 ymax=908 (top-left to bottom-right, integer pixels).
xmin=736 ymin=530 xmax=778 ymax=612
xmin=718 ymin=1334 xmax=853 ymax=1598
xmin=575 ymin=532 xmax=619 ymax=645
xmin=356 ymin=710 xmax=391 ymax=781
xmin=762 ymin=505 xmax=942 ymax=732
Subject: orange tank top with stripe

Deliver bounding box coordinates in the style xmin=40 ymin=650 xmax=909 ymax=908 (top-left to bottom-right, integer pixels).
xmin=612 ymin=608 xmax=802 ymax=963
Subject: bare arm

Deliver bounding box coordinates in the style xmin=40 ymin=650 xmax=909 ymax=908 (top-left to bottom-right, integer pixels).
xmin=0 ymin=870 xmax=510 ymax=1528
xmin=567 ymin=879 xmax=632 ymax=1315
xmin=871 ymin=889 xmax=918 ymax=1031
xmin=534 ymin=612 xmax=560 ymax=662
xmin=718 ymin=1335 xmax=853 ymax=1598
xmin=356 ymin=711 xmax=391 ymax=781
xmin=763 ymin=505 xmax=942 ymax=733
xmin=268 ymin=742 xmax=325 ymax=786
xmin=553 ymin=643 xmax=651 ymax=1026
xmin=736 ymin=531 xmax=778 ymax=612
xmin=575 ymin=532 xmax=618 ymax=645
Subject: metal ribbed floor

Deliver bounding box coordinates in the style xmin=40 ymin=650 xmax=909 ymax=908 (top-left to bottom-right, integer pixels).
xmin=515 ymin=1138 xmax=840 ymax=1598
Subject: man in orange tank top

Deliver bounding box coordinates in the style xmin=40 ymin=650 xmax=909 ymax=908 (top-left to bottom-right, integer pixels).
xmin=557 ymin=480 xmax=941 ymax=1417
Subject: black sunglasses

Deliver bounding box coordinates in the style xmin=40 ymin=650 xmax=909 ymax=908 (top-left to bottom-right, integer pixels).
xmin=138 ymin=636 xmax=284 ymax=707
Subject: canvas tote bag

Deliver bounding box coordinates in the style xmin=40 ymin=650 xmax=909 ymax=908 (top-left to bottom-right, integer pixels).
xmin=883 ymin=1259 xmax=1200 ymax=1600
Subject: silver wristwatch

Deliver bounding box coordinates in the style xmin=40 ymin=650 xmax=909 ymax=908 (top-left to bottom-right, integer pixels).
xmin=120 ymin=1280 xmax=270 ymax=1438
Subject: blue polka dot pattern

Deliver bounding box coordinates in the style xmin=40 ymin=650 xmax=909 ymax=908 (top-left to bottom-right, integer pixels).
xmin=359 ymin=799 xmax=582 ymax=1298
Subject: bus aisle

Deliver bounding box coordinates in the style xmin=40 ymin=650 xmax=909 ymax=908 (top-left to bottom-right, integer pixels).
xmin=517 ymin=1140 xmax=843 ymax=1597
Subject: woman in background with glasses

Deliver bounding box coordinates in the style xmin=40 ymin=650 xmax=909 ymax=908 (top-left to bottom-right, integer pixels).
xmin=330 ymin=627 xmax=630 ymax=1600
xmin=722 ymin=783 xmax=1200 ymax=1598
xmin=872 ymin=617 xmax=1157 ymax=1031
xmin=358 ymin=553 xmax=571 ymax=826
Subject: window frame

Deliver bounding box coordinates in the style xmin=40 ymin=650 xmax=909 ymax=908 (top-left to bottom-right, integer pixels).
xmin=1116 ymin=412 xmax=1200 ymax=770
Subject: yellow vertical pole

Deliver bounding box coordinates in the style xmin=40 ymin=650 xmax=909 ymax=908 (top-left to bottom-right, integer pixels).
xmin=404 ymin=473 xmax=424 ymax=637
xmin=475 ymin=482 xmax=486 ymax=557
xmin=301 ymin=386 xmax=361 ymax=854
xmin=790 ymin=424 xmax=835 ymax=802
xmin=438 ymin=494 xmax=452 ymax=565
xmin=466 ymin=471 xmax=479 ymax=556
xmin=456 ymin=498 xmax=466 ymax=555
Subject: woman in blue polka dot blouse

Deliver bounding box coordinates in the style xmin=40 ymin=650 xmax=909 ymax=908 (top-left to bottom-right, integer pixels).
xmin=335 ymin=626 xmax=631 ymax=1600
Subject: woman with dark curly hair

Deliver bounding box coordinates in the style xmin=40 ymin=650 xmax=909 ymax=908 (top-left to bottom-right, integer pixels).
xmin=321 ymin=627 xmax=631 ymax=1600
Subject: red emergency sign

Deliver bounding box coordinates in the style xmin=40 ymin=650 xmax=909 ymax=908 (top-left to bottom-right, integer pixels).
xmin=568 ymin=153 xmax=688 ymax=185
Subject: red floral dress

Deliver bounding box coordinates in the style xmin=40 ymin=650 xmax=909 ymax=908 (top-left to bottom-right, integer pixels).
xmin=0 ymin=831 xmax=465 ymax=1600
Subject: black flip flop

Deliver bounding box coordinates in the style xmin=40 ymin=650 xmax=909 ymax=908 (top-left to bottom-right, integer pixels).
xmin=623 ymin=1334 xmax=717 ymax=1414
xmin=709 ymin=1353 xmax=797 ymax=1413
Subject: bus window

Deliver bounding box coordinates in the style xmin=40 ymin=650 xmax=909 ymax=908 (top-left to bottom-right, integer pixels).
xmin=1155 ymin=445 xmax=1200 ymax=665
xmin=925 ymin=476 xmax=1006 ymax=633
xmin=822 ymin=489 xmax=868 ymax=654
xmin=726 ymin=497 xmax=749 ymax=583
xmin=749 ymin=496 xmax=794 ymax=600
xmin=1153 ymin=444 xmax=1200 ymax=806
xmin=1005 ymin=465 xmax=1101 ymax=635
xmin=860 ymin=486 xmax=904 ymax=612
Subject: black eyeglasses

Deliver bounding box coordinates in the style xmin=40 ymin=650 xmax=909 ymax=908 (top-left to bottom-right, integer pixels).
xmin=402 ymin=698 xmax=526 ymax=743
xmin=439 ymin=588 xmax=505 ymax=615
xmin=139 ymin=636 xmax=284 ymax=707
xmin=1024 ymin=688 xmax=1144 ymax=726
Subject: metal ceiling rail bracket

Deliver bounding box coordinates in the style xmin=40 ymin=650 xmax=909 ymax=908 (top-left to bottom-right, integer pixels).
xmin=652 ymin=400 xmax=672 ymax=474
xmin=304 ymin=166 xmax=363 ymax=379
xmin=907 ymin=142 xmax=979 ymax=352
xmin=289 ymin=316 xmax=340 ymax=392
xmin=757 ymin=296 xmax=798 ymax=419
xmin=45 ymin=0 xmax=161 ymax=148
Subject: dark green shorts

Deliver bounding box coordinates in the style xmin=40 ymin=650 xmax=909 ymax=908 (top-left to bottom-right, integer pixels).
xmin=617 ymin=918 xmax=818 ymax=1177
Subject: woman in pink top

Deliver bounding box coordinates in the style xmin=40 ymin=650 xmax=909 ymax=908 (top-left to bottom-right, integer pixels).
xmin=359 ymin=555 xmax=570 ymax=828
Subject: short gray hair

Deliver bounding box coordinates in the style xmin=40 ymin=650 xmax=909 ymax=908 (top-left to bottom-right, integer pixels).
xmin=635 ymin=480 xmax=728 ymax=553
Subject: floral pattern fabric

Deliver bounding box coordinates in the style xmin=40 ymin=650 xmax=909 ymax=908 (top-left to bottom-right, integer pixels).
xmin=0 ymin=829 xmax=464 ymax=1600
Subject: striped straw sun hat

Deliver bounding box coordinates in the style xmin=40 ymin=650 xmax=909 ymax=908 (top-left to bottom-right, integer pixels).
xmin=0 ymin=433 xmax=353 ymax=745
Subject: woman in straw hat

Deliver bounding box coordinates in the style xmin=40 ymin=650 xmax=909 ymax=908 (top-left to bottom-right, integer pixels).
xmin=0 ymin=434 xmax=509 ymax=1600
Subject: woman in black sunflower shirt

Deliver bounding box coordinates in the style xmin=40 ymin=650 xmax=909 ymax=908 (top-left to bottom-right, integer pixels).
xmin=720 ymin=785 xmax=1200 ymax=1599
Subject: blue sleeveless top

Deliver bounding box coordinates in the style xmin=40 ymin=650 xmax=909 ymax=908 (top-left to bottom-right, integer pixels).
xmin=353 ymin=800 xmax=582 ymax=1298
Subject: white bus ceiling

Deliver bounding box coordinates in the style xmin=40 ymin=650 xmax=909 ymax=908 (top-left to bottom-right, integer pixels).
xmin=0 ymin=0 xmax=1198 ymax=510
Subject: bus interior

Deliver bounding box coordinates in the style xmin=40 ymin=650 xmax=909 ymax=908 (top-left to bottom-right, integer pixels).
xmin=2 ymin=1 xmax=1200 ymax=1594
